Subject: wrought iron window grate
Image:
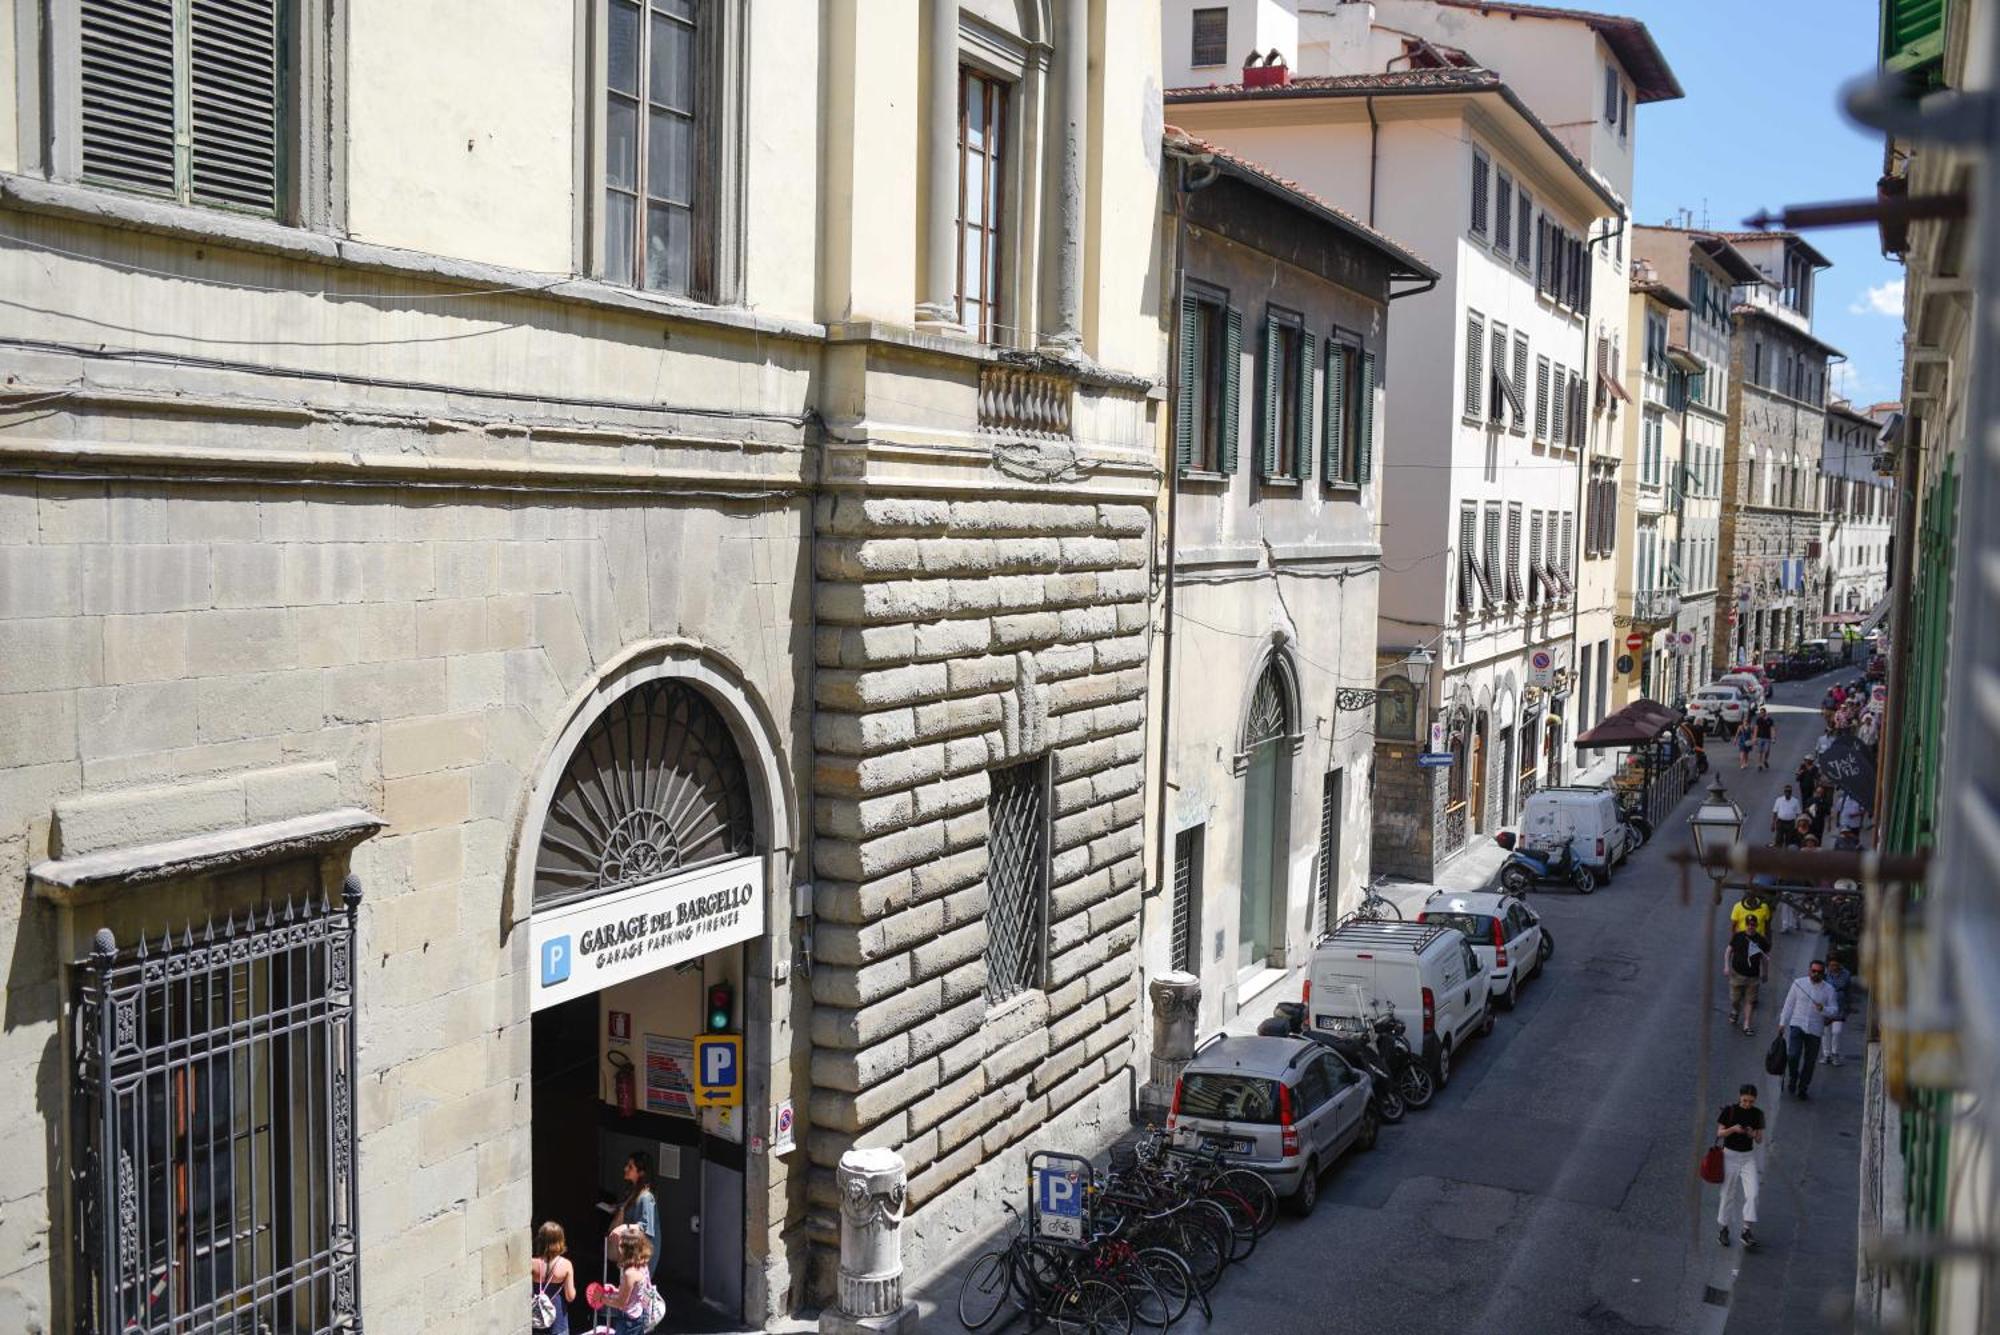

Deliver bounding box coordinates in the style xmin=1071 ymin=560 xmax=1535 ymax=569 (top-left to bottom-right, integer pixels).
xmin=71 ymin=883 xmax=362 ymax=1335
xmin=1244 ymin=668 xmax=1290 ymax=750
xmin=985 ymin=760 xmax=1049 ymax=1002
xmin=1171 ymin=827 xmax=1201 ymax=974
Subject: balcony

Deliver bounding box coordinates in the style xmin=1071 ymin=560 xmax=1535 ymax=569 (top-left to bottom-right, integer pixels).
xmin=1630 ymin=589 xmax=1681 ymax=623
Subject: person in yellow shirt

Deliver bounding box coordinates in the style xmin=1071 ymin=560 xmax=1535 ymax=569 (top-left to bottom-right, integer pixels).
xmin=1730 ymin=890 xmax=1773 ymax=938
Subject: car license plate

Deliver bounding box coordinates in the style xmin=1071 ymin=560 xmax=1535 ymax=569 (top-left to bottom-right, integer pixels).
xmin=1204 ymin=1135 xmax=1251 ymax=1155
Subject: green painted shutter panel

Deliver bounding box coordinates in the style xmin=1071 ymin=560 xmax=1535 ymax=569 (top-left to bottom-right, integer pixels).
xmin=1295 ymin=331 xmax=1316 ymax=481
xmin=1174 ymin=294 xmax=1198 ymax=472
xmin=1882 ymin=0 xmax=1948 ymax=80
xmin=1323 ymin=341 xmax=1348 ymax=483
xmin=1357 ymin=351 xmax=1377 ymax=485
xmin=1218 ymin=307 xmax=1242 ymax=475
xmin=1259 ymin=317 xmax=1282 ymax=479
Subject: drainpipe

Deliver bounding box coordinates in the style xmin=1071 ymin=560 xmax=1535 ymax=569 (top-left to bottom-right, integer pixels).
xmin=1365 ymin=96 xmax=1380 ymax=228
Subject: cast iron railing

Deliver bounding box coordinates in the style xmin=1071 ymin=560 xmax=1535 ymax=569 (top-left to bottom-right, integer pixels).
xmin=72 ymin=880 xmax=363 ymax=1334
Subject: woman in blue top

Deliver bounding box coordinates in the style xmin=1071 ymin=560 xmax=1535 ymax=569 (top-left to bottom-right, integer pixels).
xmin=610 ymin=1152 xmax=661 ymax=1280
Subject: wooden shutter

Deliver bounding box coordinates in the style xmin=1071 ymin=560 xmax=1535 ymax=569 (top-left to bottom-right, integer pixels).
xmin=1495 ymin=173 xmax=1513 ymax=256
xmin=1605 ymin=65 xmax=1618 ymax=123
xmin=189 ymin=0 xmax=283 ymax=212
xmin=1511 ymin=333 xmax=1529 ymax=437
xmin=1470 ymin=150 xmax=1489 ymax=236
xmin=1218 ymin=306 xmax=1242 ymax=474
xmin=1459 ymin=506 xmax=1479 ymax=615
xmin=1175 ymin=294 xmax=1198 ymax=472
xmin=1260 ymin=316 xmax=1282 ymax=478
xmin=1323 ymin=339 xmax=1348 ymax=483
xmin=1464 ymin=313 xmax=1484 ymax=419
xmin=1295 ymin=330 xmax=1316 ymax=481
xmin=1506 ymin=503 xmax=1523 ymax=602
xmin=1534 ymin=356 xmax=1550 ymax=440
xmin=1489 ymin=323 xmax=1508 ymax=424
xmin=1516 ymin=191 xmax=1533 ymax=273
xmin=1357 ymin=350 xmax=1376 ymax=485
xmin=79 ymin=0 xmax=178 ymax=196
xmin=1528 ymin=511 xmax=1543 ymax=604
xmin=1483 ymin=503 xmax=1502 ymax=604
xmin=1551 ymin=364 xmax=1567 ymax=443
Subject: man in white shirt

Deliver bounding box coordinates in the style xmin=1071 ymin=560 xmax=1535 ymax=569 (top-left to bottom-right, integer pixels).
xmin=1771 ymin=786 xmax=1803 ymax=847
xmin=1778 ymin=960 xmax=1839 ymax=1099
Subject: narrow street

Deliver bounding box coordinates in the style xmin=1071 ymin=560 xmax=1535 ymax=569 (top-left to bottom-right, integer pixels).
xmin=1210 ymin=672 xmax=1859 ymax=1335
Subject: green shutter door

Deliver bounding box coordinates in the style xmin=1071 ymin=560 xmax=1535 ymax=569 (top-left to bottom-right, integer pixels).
xmin=1174 ymin=294 xmax=1198 ymax=472
xmin=1882 ymin=0 xmax=1948 ymax=82
xmin=1357 ymin=351 xmax=1377 ymax=485
xmin=1323 ymin=341 xmax=1347 ymax=483
xmin=1260 ymin=317 xmax=1282 ymax=479
xmin=1295 ymin=331 xmax=1316 ymax=481
xmin=1218 ymin=307 xmax=1242 ymax=474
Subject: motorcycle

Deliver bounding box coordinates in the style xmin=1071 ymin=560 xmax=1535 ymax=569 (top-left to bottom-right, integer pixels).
xmin=1264 ymin=1002 xmax=1416 ymax=1120
xmin=1615 ymin=789 xmax=1653 ymax=847
xmin=1500 ymin=834 xmax=1598 ymax=895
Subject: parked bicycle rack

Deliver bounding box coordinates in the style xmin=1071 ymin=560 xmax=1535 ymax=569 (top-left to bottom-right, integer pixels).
xmin=1027 ymin=1150 xmax=1096 ymax=1246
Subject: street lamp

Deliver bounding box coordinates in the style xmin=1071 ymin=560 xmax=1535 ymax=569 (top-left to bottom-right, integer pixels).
xmin=1687 ymin=775 xmax=1744 ymax=903
xmin=1336 ymin=646 xmax=1437 ymax=712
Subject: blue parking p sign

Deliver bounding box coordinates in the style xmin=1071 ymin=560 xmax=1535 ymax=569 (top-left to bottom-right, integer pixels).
xmin=540 ymin=936 xmax=571 ymax=987
xmin=1036 ymin=1167 xmax=1083 ymax=1240
xmin=692 ymin=1036 xmax=743 ymax=1108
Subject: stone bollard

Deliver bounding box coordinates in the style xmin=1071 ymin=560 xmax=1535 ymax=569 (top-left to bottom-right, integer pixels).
xmin=1143 ymin=971 xmax=1202 ymax=1117
xmin=819 ymin=1147 xmax=918 ymax=1334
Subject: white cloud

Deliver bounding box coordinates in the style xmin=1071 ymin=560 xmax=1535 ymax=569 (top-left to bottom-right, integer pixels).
xmin=1851 ymin=278 xmax=1905 ymax=317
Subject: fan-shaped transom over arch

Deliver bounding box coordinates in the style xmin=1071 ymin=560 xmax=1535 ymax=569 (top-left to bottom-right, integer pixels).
xmin=533 ymin=679 xmax=756 ymax=909
xmin=1243 ymin=659 xmax=1295 ymax=751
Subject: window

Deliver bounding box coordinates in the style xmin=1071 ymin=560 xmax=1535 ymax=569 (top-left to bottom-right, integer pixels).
xmin=1528 ymin=510 xmax=1545 ymax=604
xmin=958 ymin=68 xmax=1010 ymax=341
xmin=1470 ymin=148 xmax=1490 ymax=238
xmin=74 ymin=0 xmax=288 ymax=217
xmin=1489 ymin=322 xmax=1513 ymax=426
xmin=1483 ymin=502 xmax=1503 ymax=606
xmin=1645 ymin=311 xmax=1669 ymax=377
xmin=1171 ymin=825 xmax=1203 ymax=973
xmin=1551 ymin=363 xmax=1569 ymax=444
xmin=1511 ymin=333 xmax=1530 ymax=437
xmin=1506 ymin=503 xmax=1524 ymax=602
xmin=72 ymin=894 xmax=361 ymax=1334
xmin=1323 ymin=337 xmax=1376 ymax=486
xmin=1559 ymin=511 xmax=1575 ymax=594
xmin=1605 ymin=65 xmax=1619 ymax=124
xmin=1516 ymin=189 xmax=1534 ymax=274
xmin=1176 ymin=291 xmax=1241 ymax=474
xmin=1459 ymin=504 xmax=1480 ymax=616
xmin=1464 ymin=311 xmax=1486 ymax=420
xmin=1495 ymin=172 xmax=1514 ymax=257
xmin=1190 ymin=6 xmax=1229 ymax=65
xmin=985 ymin=757 xmax=1049 ymax=1001
xmin=1260 ymin=310 xmax=1312 ymax=480
xmin=1618 ymin=82 xmax=1630 ymax=139
xmin=1534 ymin=356 xmax=1551 ymax=441
xmin=1642 ymin=410 xmax=1663 ymax=486
xmin=1314 ymin=771 xmax=1342 ymax=933
xmin=601 ymin=0 xmax=721 ymax=297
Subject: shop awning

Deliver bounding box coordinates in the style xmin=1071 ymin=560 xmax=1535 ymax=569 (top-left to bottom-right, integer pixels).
xmin=1574 ymin=698 xmax=1684 ymax=748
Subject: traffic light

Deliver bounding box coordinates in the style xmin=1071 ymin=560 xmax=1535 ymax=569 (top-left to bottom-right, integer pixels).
xmin=705 ymin=980 xmax=734 ymax=1034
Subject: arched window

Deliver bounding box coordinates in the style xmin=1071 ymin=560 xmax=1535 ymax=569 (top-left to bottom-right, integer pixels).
xmin=533 ymin=679 xmax=755 ymax=909
xmin=1238 ymin=658 xmax=1296 ymax=974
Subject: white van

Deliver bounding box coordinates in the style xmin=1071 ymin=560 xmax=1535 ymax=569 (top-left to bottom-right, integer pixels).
xmin=1519 ymin=785 xmax=1634 ymax=877
xmin=1306 ymin=920 xmax=1493 ymax=1088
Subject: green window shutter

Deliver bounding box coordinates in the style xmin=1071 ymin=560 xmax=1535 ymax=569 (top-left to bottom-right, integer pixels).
xmin=1323 ymin=341 xmax=1348 ymax=483
xmin=1218 ymin=307 xmax=1242 ymax=475
xmin=1175 ymin=294 xmax=1198 ymax=472
xmin=1357 ymin=351 xmax=1377 ymax=486
xmin=1882 ymin=0 xmax=1948 ymax=82
xmin=1295 ymin=331 xmax=1316 ymax=481
xmin=1259 ymin=316 xmax=1282 ymax=479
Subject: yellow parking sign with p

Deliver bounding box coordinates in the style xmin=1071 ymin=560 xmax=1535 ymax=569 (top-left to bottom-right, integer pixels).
xmin=693 ymin=1035 xmax=743 ymax=1108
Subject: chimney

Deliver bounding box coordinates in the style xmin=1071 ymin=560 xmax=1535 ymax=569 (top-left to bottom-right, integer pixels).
xmin=1242 ymin=50 xmax=1291 ymax=89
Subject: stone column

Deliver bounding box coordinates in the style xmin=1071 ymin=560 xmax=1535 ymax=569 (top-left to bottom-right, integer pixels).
xmin=819 ymin=1147 xmax=917 ymax=1333
xmin=1040 ymin=0 xmax=1088 ymax=356
xmin=1142 ymin=971 xmax=1201 ymax=1116
xmin=916 ymin=0 xmax=961 ymax=332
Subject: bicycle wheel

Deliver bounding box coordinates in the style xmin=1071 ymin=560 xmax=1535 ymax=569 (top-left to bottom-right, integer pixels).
xmin=1202 ymin=1187 xmax=1259 ymax=1262
xmin=957 ymin=1249 xmax=1013 ymax=1330
xmin=1166 ymin=1215 xmax=1226 ymax=1293
xmin=1212 ymin=1169 xmax=1278 ymax=1237
xmin=1053 ymin=1277 xmax=1132 ymax=1335
xmin=1136 ymin=1247 xmax=1196 ymax=1326
xmin=1109 ymin=1259 xmax=1174 ymax=1330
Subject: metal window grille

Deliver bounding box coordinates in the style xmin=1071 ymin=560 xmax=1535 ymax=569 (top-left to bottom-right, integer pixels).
xmin=79 ymin=0 xmax=284 ymax=216
xmin=985 ymin=759 xmax=1049 ymax=1002
xmin=533 ymin=679 xmax=756 ymax=909
xmin=1190 ymin=7 xmax=1229 ymax=65
xmin=1315 ymin=773 xmax=1340 ymax=934
xmin=72 ymin=887 xmax=361 ymax=1334
xmin=1171 ymin=826 xmax=1202 ymax=973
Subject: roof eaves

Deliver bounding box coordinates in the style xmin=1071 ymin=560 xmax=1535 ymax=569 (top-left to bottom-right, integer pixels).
xmin=1730 ymin=303 xmax=1846 ymax=360
xmin=1708 ymin=228 xmax=1835 ymax=271
xmin=1427 ymin=0 xmax=1684 ymax=103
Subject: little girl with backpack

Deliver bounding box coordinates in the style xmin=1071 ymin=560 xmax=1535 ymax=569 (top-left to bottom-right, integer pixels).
xmin=530 ymin=1221 xmax=576 ymax=1334
xmin=597 ymin=1229 xmax=666 ymax=1334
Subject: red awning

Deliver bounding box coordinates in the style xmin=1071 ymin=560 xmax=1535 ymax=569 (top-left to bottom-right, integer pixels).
xmin=1574 ymin=698 xmax=1685 ymax=749
xmin=1599 ymin=370 xmax=1633 ymax=405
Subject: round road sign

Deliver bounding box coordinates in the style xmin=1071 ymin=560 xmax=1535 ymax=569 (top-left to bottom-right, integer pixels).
xmin=1624 ymin=632 xmax=1646 ymax=653
xmin=1615 ymin=653 xmax=1636 ymax=675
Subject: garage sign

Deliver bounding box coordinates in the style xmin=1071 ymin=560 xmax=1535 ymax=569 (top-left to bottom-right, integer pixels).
xmin=531 ymin=854 xmax=763 ymax=1011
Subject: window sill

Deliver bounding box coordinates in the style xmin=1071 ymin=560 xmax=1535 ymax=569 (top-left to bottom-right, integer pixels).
xmin=1257 ymin=476 xmax=1304 ymax=491
xmin=1322 ymin=480 xmax=1363 ymax=495
xmin=1179 ymin=468 xmax=1233 ymax=485
xmin=0 ymin=170 xmax=829 ymax=344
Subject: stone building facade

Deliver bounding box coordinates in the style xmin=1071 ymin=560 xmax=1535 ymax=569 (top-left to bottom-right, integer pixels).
xmin=0 ymin=1 xmax=1165 ymax=1330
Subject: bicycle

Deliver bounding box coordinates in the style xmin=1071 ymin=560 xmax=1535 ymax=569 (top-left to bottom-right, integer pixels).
xmin=957 ymin=1203 xmax=1134 ymax=1333
xmin=1340 ymin=876 xmax=1405 ymax=926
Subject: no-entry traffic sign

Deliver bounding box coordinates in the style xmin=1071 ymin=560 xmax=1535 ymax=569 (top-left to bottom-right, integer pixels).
xmin=1625 ymin=632 xmax=1646 ymax=653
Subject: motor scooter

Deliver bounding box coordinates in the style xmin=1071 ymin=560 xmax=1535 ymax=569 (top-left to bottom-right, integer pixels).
xmin=1263 ymin=1002 xmax=1407 ymax=1122
xmin=1498 ymin=832 xmax=1598 ymax=895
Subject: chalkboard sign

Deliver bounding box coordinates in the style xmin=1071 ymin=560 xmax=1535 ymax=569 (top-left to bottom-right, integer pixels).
xmin=1817 ymin=736 xmax=1877 ymax=812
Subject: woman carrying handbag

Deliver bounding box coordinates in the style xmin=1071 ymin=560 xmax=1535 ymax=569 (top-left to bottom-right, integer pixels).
xmin=1712 ymin=1084 xmax=1765 ymax=1249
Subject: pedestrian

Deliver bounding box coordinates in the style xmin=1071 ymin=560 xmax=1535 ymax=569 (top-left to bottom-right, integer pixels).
xmin=603 ymin=1229 xmax=663 ymax=1335
xmin=1771 ymin=785 xmax=1802 ymax=847
xmin=1823 ymin=955 xmax=1854 ymax=1067
xmin=608 ymin=1152 xmax=661 ymax=1281
xmin=1724 ymin=916 xmax=1770 ymax=1035
xmin=1715 ymin=1084 xmax=1765 ymax=1249
xmin=1753 ymin=710 xmax=1776 ymax=770
xmin=1778 ymin=960 xmax=1839 ymax=1098
xmin=531 ymin=1220 xmax=575 ymax=1334
xmin=1730 ymin=889 xmax=1773 ymax=938
xmin=1795 ymin=755 xmax=1820 ymax=796
xmin=1735 ymin=717 xmax=1756 ymax=771
xmin=1808 ymin=784 xmax=1833 ymax=843
xmin=1837 ymin=791 xmax=1867 ymax=841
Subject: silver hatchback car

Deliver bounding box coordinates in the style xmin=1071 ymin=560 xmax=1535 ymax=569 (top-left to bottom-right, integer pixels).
xmin=1169 ymin=1035 xmax=1377 ymax=1216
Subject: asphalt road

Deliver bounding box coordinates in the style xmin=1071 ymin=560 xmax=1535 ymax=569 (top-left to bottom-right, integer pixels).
xmin=1204 ymin=672 xmax=1859 ymax=1335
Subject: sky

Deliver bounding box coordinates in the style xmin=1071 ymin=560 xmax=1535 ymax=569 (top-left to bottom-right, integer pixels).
xmin=1617 ymin=0 xmax=1906 ymax=407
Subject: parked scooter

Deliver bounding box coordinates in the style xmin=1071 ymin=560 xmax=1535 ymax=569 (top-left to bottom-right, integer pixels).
xmin=1263 ymin=1000 xmax=1434 ymax=1111
xmin=1498 ymin=832 xmax=1599 ymax=895
xmin=1264 ymin=1002 xmax=1407 ymax=1122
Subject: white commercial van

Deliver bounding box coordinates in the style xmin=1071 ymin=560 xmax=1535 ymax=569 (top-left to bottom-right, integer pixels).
xmin=1306 ymin=921 xmax=1493 ymax=1088
xmin=1519 ymin=785 xmax=1635 ymax=878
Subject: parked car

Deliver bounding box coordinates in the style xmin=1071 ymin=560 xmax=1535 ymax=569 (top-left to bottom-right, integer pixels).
xmin=1306 ymin=920 xmax=1493 ymax=1089
xmin=1730 ymin=662 xmax=1773 ymax=694
xmin=1718 ymin=671 xmax=1767 ymax=710
xmin=1518 ymin=786 xmax=1636 ymax=877
xmin=1687 ymin=685 xmax=1750 ymax=733
xmin=1169 ymin=1034 xmax=1378 ymax=1215
xmin=1418 ymin=891 xmax=1550 ymax=1011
